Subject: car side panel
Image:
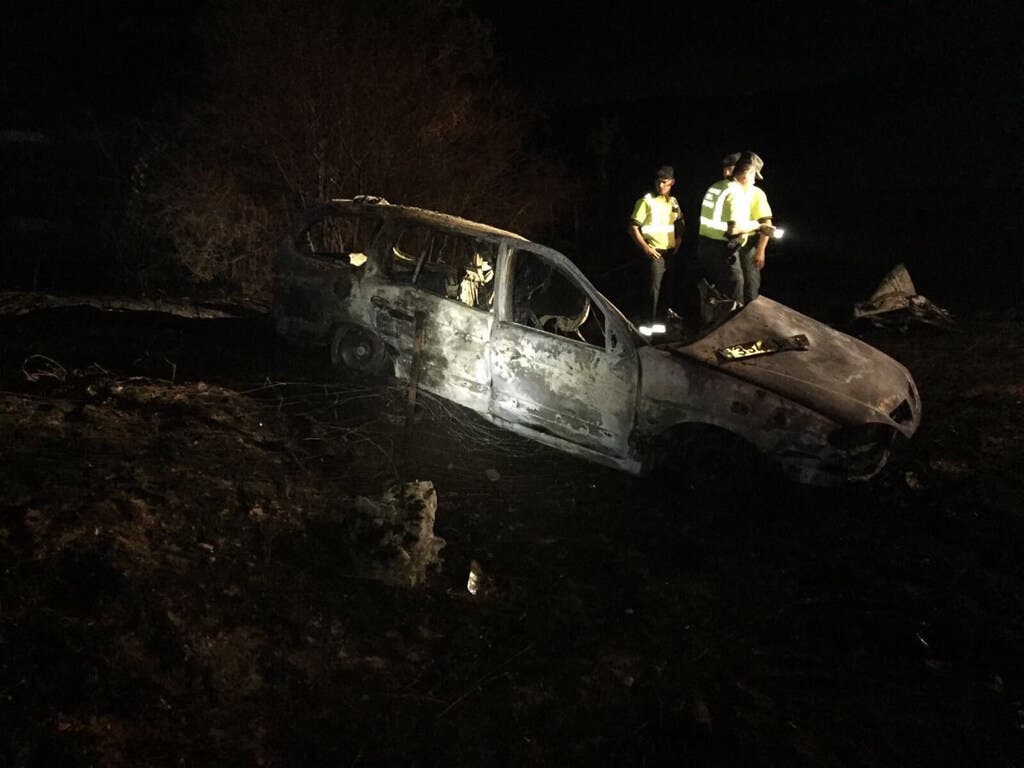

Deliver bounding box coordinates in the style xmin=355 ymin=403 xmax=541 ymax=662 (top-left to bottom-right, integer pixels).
xmin=368 ymin=283 xmax=492 ymax=413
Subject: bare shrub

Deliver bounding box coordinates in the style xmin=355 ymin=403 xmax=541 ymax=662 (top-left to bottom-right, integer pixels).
xmin=120 ymin=0 xmax=576 ymax=301
xmin=119 ymin=142 xmax=276 ymax=300
xmin=147 ymin=164 xmax=273 ymax=299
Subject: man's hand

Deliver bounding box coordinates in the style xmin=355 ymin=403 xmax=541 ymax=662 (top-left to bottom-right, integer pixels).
xmin=648 ymin=246 xmax=662 ymax=260
xmin=758 ymin=224 xmax=776 ymax=237
xmin=754 ymin=249 xmax=766 ymax=269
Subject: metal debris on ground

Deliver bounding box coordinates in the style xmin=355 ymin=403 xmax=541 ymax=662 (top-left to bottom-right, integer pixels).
xmin=853 ymin=263 xmax=955 ymax=329
xmin=467 ymin=559 xmax=484 ymax=595
xmin=21 ymin=354 xmax=68 ymax=382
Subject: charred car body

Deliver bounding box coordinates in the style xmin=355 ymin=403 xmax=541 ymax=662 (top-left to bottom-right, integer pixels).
xmin=273 ymin=198 xmax=920 ymax=485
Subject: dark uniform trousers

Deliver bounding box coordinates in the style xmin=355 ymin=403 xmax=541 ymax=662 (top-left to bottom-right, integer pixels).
xmin=738 ymin=241 xmax=762 ymax=304
xmin=696 ymin=236 xmax=743 ymax=303
xmin=648 ymin=248 xmax=671 ymax=323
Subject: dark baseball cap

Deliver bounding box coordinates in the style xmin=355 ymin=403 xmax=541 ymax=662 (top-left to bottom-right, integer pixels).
xmin=721 ymin=152 xmax=741 ymax=167
xmin=655 ymin=165 xmax=675 ymax=181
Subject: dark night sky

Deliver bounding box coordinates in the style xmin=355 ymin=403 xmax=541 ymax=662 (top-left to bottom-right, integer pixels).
xmin=477 ymin=1 xmax=1020 ymax=308
xmin=481 ymin=1 xmax=1016 ymax=182
xmin=3 ymin=0 xmax=1020 ymax=308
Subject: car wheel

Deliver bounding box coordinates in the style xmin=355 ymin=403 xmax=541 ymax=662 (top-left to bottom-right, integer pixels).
xmin=329 ymin=324 xmax=389 ymax=375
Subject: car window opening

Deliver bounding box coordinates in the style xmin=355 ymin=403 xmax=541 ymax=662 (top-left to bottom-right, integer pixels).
xmin=510 ymin=249 xmax=605 ymax=348
xmin=389 ymin=225 xmax=495 ymax=311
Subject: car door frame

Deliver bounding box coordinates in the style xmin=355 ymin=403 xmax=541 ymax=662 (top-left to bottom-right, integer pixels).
xmin=488 ymin=240 xmax=641 ymax=461
xmin=365 ymin=222 xmax=495 ymax=414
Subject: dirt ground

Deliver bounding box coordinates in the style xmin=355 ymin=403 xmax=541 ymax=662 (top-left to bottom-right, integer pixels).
xmin=1 ymin=302 xmax=1022 ymax=766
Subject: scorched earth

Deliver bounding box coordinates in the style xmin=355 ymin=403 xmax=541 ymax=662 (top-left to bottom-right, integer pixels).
xmin=1 ymin=300 xmax=1022 ymax=766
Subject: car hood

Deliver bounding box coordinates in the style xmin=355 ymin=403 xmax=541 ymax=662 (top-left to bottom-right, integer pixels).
xmin=661 ymin=297 xmax=921 ymax=435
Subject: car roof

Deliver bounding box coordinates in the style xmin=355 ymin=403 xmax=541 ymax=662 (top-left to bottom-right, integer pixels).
xmin=327 ymin=197 xmax=528 ymax=242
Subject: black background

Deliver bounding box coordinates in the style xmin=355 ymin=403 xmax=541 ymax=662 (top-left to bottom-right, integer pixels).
xmin=477 ymin=1 xmax=1020 ymax=314
xmin=2 ymin=0 xmax=1020 ymax=314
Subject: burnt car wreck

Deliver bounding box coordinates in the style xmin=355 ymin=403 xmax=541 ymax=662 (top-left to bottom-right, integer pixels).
xmin=273 ymin=197 xmax=921 ymax=485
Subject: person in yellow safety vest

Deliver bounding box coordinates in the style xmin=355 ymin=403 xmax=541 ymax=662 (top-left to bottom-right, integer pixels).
xmin=721 ymin=151 xmax=775 ymax=303
xmin=697 ymin=154 xmax=772 ymax=303
xmin=629 ymin=165 xmax=684 ymax=330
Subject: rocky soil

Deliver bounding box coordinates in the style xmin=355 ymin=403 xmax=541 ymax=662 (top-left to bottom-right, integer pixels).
xmin=1 ymin=303 xmax=1022 ymax=766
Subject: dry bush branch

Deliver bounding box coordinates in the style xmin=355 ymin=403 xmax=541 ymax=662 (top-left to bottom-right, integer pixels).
xmin=21 ymin=355 xmax=68 ymax=383
xmin=117 ymin=0 xmax=576 ymax=301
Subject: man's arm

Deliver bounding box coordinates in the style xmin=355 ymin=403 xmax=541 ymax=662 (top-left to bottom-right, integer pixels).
xmin=629 ymin=222 xmax=660 ymax=260
xmin=672 ymin=209 xmax=685 ymax=255
xmin=753 ymin=218 xmax=772 ymax=269
xmin=726 ymin=215 xmax=771 ymax=238
xmin=629 ymin=196 xmax=661 ymax=260
xmin=726 ymin=220 xmax=761 ymax=237
xmin=750 ymin=188 xmax=774 ymax=268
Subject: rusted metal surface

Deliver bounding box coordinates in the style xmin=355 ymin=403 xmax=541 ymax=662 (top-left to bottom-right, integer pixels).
xmin=716 ymin=333 xmax=809 ymax=360
xmin=404 ymin=310 xmax=426 ymax=444
xmin=273 ymin=198 xmax=921 ymax=484
xmin=489 ymin=319 xmax=637 ymax=457
xmin=667 ymin=298 xmax=920 ymax=439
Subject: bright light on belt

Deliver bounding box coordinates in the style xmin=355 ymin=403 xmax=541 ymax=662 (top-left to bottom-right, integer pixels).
xmin=772 ymin=228 xmax=785 ymax=239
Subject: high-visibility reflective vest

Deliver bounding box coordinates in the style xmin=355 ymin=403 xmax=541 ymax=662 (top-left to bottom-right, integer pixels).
xmin=631 ymin=192 xmax=681 ymax=250
xmin=750 ymin=185 xmax=773 ymax=222
xmin=699 ymin=180 xmax=754 ymax=241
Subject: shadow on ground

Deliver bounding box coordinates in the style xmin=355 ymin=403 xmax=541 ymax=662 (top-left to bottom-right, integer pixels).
xmin=1 ymin=306 xmax=1022 ymax=765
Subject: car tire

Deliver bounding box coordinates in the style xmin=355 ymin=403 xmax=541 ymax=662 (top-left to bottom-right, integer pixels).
xmin=329 ymin=324 xmax=390 ymax=375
